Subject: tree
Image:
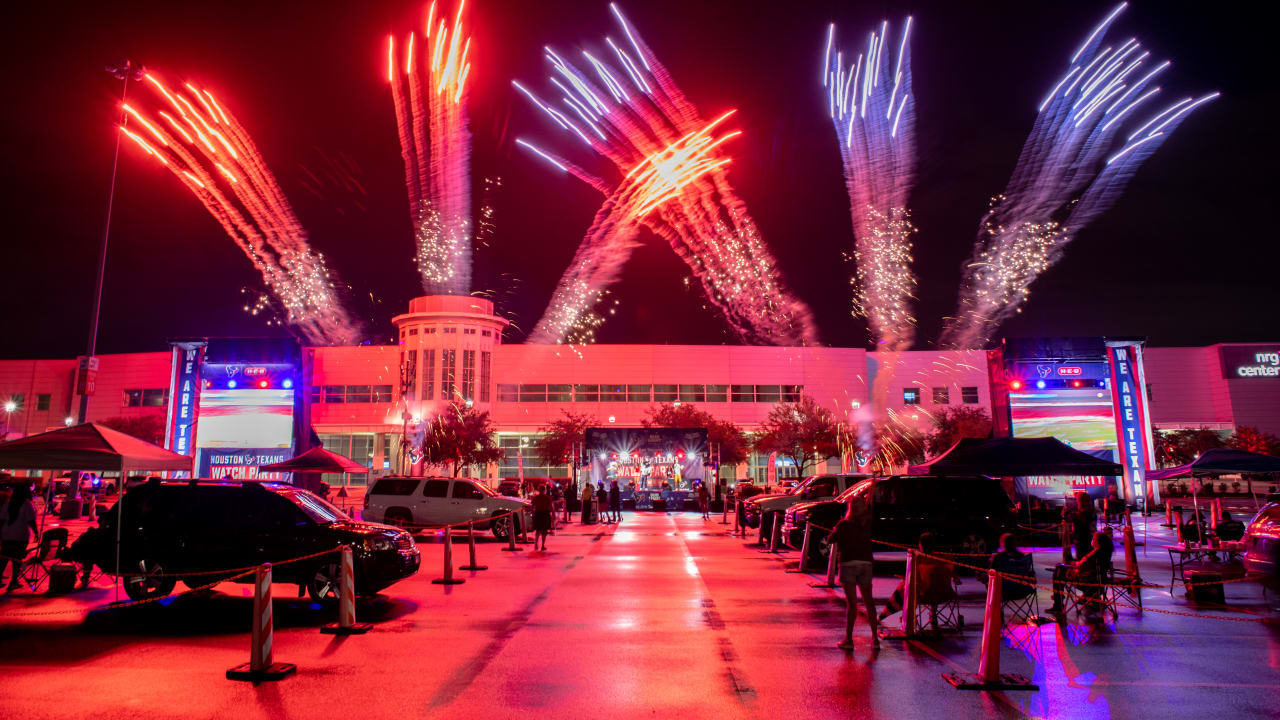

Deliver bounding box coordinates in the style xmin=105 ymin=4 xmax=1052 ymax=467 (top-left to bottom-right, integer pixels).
xmin=420 ymin=402 xmax=504 ymax=476
xmin=871 ymin=421 xmax=928 ymax=473
xmin=925 ymin=406 xmax=992 ymax=457
xmin=98 ymin=414 xmax=166 ymax=446
xmin=535 ymin=410 xmax=598 ymax=467
xmin=643 ymin=403 xmax=750 ymax=466
xmin=752 ymin=396 xmax=838 ymax=477
xmin=1155 ymin=427 xmax=1228 ymax=467
xmin=1227 ymin=425 xmax=1280 ymax=456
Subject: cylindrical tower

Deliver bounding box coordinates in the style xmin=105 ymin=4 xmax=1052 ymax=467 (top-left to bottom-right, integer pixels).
xmin=391 ymin=295 xmax=508 ymax=421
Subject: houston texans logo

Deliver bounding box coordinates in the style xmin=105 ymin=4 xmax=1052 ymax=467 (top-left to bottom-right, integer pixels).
xmin=1036 ymin=365 xmax=1052 ymax=378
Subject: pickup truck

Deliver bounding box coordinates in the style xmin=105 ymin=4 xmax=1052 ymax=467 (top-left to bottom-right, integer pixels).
xmin=741 ymin=474 xmax=869 ymax=537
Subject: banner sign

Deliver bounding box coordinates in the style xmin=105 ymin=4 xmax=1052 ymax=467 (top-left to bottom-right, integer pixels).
xmin=198 ymin=449 xmax=291 ymax=480
xmin=164 ymin=342 xmax=206 ymax=478
xmin=1107 ymin=344 xmax=1155 ymax=504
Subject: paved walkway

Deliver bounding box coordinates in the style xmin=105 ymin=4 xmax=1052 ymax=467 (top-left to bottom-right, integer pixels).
xmin=0 ymin=510 xmax=1277 ymax=719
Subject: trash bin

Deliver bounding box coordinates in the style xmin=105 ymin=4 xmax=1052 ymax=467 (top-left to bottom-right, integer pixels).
xmin=1185 ymin=570 xmax=1225 ymax=604
xmin=48 ymin=564 xmax=79 ymax=594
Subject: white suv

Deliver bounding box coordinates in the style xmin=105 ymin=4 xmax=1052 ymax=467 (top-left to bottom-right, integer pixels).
xmin=364 ymin=476 xmax=531 ymax=540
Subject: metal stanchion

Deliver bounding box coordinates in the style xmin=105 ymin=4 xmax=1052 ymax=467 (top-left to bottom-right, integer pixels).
xmin=227 ymin=563 xmax=296 ymax=681
xmin=519 ymin=509 xmax=533 ymax=544
xmin=764 ymin=511 xmax=785 ymax=553
xmin=944 ymin=569 xmax=1036 ymax=691
xmin=460 ymin=521 xmax=487 ymax=571
xmin=501 ymin=512 xmax=523 ymax=552
xmin=787 ymin=522 xmax=813 ymax=573
xmin=432 ymin=529 xmax=465 ymax=585
xmin=755 ymin=508 xmax=767 ymax=546
xmin=721 ymin=494 xmax=730 ymax=525
xmin=323 ymin=546 xmax=371 ymax=635
xmin=810 ymin=542 xmax=839 ymax=589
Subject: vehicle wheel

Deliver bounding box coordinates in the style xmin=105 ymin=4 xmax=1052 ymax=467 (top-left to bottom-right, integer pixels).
xmin=384 ymin=509 xmax=413 ymax=529
xmin=307 ymin=561 xmax=342 ymax=602
xmin=491 ymin=512 xmax=514 ymax=541
xmin=122 ymin=559 xmax=177 ymax=602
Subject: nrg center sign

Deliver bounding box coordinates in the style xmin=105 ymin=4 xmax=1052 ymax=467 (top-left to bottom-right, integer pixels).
xmin=1221 ymin=346 xmax=1280 ymax=378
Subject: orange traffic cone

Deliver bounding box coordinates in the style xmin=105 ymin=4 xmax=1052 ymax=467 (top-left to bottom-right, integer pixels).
xmin=944 ymin=569 xmax=1037 ymax=690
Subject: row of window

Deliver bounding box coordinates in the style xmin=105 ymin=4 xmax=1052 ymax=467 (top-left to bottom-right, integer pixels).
xmin=402 ymin=349 xmax=492 ymax=403
xmin=311 ymin=385 xmax=395 ymax=404
xmin=124 ymin=389 xmax=167 ymax=408
xmin=402 ymin=327 xmax=494 ymax=338
xmin=902 ymin=386 xmax=980 ymax=406
xmin=495 ymin=384 xmax=805 ymax=404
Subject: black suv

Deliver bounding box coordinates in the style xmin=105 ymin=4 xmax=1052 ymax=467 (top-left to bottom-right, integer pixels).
xmin=782 ymin=475 xmax=1016 ymax=563
xmin=77 ymin=480 xmax=420 ymax=601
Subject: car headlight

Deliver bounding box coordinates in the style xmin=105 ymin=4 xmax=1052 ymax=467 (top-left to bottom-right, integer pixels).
xmin=363 ymin=536 xmax=394 ymax=552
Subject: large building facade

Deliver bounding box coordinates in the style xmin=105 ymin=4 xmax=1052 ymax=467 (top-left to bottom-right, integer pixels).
xmin=2 ymin=297 xmax=1277 ymax=484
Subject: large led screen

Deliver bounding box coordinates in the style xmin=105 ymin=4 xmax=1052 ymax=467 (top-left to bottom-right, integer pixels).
xmin=195 ymin=388 xmax=294 ymax=450
xmin=1009 ymin=386 xmax=1116 ymax=452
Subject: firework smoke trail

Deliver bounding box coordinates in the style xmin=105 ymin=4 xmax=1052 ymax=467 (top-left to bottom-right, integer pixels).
xmin=120 ymin=73 xmax=359 ymax=345
xmin=942 ymin=2 xmax=1216 ymax=349
xmin=516 ymin=4 xmax=819 ymax=346
xmin=386 ymin=1 xmax=474 ymax=295
xmin=824 ymin=19 xmax=919 ymax=353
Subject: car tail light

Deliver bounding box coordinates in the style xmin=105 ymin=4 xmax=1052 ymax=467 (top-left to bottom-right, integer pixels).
xmin=363 ymin=492 xmax=370 ymax=509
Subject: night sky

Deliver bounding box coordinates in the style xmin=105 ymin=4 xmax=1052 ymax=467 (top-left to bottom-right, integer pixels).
xmin=1 ymin=0 xmax=1274 ymax=359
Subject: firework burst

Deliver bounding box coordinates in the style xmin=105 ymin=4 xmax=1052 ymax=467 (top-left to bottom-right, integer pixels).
xmin=120 ymin=73 xmax=359 ymax=345
xmin=386 ymin=0 xmax=474 ymax=295
xmin=516 ymin=4 xmax=818 ymax=346
xmin=942 ymin=2 xmax=1217 ymax=350
xmin=823 ymin=19 xmax=919 ymax=352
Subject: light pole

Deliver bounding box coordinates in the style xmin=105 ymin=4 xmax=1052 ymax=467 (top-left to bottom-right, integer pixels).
xmin=78 ymin=59 xmax=146 ymax=424
xmin=2 ymin=400 xmax=16 ymax=440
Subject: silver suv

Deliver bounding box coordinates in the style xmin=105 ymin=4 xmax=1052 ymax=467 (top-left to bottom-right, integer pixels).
xmin=364 ymin=476 xmax=531 ymax=540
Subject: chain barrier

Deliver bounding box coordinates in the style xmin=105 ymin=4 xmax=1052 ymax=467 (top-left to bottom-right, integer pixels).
xmin=374 ymin=505 xmax=529 ymax=533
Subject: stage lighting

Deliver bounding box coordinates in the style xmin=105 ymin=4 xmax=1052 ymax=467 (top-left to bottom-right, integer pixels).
xmin=227 ymin=380 xmax=237 ymax=389
xmin=1035 ymin=380 xmax=1046 ymax=389
xmin=282 ymin=378 xmax=293 ymax=389
xmin=258 ymin=380 xmax=269 ymax=389
xmin=1009 ymin=380 xmax=1023 ymax=391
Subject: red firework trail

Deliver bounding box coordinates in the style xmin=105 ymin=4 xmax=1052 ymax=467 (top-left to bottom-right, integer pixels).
xmin=516 ymin=4 xmax=818 ymax=347
xmin=120 ymin=72 xmax=359 ymax=345
xmin=386 ymin=0 xmax=473 ymax=295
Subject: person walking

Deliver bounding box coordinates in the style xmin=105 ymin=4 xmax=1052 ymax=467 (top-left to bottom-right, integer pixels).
xmin=550 ymin=481 xmax=564 ymax=533
xmin=597 ymin=482 xmax=610 ymax=524
xmin=697 ymin=482 xmax=710 ymax=520
xmin=1 ymin=485 xmax=38 ymax=592
xmin=531 ymin=485 xmax=553 ymax=551
xmin=609 ymin=481 xmax=622 ymax=523
xmin=562 ymin=480 xmax=575 ymax=523
xmin=581 ymin=482 xmax=594 ymax=524
xmin=830 ymin=495 xmax=878 ymax=650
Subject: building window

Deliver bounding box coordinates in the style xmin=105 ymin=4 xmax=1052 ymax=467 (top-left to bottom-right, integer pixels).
xmin=443 ymin=327 xmax=457 ymax=334
xmin=627 ymin=384 xmax=651 ymax=402
xmin=480 ymin=351 xmax=492 ymax=402
xmin=422 ymin=349 xmax=435 ymax=401
xmin=498 ymin=435 xmax=568 ymax=478
xmin=123 ymin=389 xmax=166 ymax=407
xmin=441 ymin=349 xmax=456 ymax=399
xmin=932 ymin=387 xmax=950 ymax=405
xmin=653 ymin=384 xmax=677 ymax=402
xmin=679 ymin=384 xmax=705 ymax=402
xmin=404 ymin=350 xmax=417 ymax=400
xmin=781 ymin=385 xmax=802 ymax=402
xmin=601 ymin=384 xmax=625 ymax=402
xmin=36 ymin=393 xmax=50 ymax=411
xmin=346 ymin=385 xmax=371 ymax=403
xmin=424 ymin=327 xmax=436 ymax=334
xmin=482 ymin=330 xmax=491 ymax=337
xmin=903 ymin=388 xmax=921 ymax=405
xmin=518 ymin=384 xmax=547 ymax=402
xmin=497 ymin=384 xmax=518 ymax=402
xmin=961 ymin=386 xmax=979 ymax=404
xmin=731 ymin=385 xmax=754 ymax=402
xmin=324 ymin=385 xmax=346 ymax=403
xmin=463 ymin=328 xmax=476 ymax=335
xmin=547 ymin=384 xmax=571 ymax=402
xmin=755 ymin=385 xmax=781 ymax=403
xmin=705 ymin=384 xmax=728 ymax=402
xmin=124 ymin=390 xmax=142 ymax=407
xmin=409 ymin=328 xmax=418 ymax=336
xmin=574 ymin=384 xmax=599 ymax=402
xmin=462 ymin=350 xmax=476 ymax=401
xmin=373 ymin=385 xmax=394 ymax=403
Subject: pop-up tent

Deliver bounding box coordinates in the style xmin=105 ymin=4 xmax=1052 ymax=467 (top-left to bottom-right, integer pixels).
xmin=1147 ymin=447 xmax=1280 ymax=512
xmin=908 ymin=436 xmax=1123 ymax=477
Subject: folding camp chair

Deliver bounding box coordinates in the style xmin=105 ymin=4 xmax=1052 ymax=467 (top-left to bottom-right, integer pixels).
xmin=913 ymin=574 xmax=963 ymax=633
xmin=14 ymin=528 xmax=69 ymax=592
xmin=1103 ymin=567 xmax=1143 ymax=612
xmin=1063 ymin=564 xmax=1118 ymax=620
xmin=1000 ymin=561 xmax=1041 ymax=625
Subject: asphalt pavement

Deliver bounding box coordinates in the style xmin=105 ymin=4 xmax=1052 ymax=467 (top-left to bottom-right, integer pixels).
xmin=0 ymin=506 xmax=1277 ymax=720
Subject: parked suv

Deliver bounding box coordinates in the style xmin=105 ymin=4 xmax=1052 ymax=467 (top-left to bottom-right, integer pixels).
xmin=365 ymin=476 xmax=531 ymax=540
xmin=741 ymin=475 xmax=868 ymax=531
xmin=1243 ymin=495 xmax=1280 ymax=591
xmin=77 ymin=480 xmax=419 ymax=602
xmin=782 ymin=475 xmax=1016 ymax=563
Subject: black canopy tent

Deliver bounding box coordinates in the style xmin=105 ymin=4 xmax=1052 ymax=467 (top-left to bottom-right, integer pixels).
xmin=1147 ymin=447 xmax=1280 ymax=514
xmin=908 ymin=437 xmax=1123 ymax=478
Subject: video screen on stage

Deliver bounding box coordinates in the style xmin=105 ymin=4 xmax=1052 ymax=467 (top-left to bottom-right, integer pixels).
xmin=195 ymin=388 xmax=295 ymax=450
xmin=1009 ymin=386 xmax=1117 ymax=452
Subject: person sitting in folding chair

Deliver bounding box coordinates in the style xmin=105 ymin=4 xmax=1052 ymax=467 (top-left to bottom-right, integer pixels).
xmin=1 ymin=485 xmax=38 ymax=592
xmin=1049 ymin=530 xmax=1114 ymax=615
xmin=878 ymin=532 xmax=958 ymax=628
xmin=983 ymin=533 xmax=1038 ymax=621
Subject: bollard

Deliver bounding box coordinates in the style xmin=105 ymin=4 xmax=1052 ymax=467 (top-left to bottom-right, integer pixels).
xmin=432 ymin=529 xmax=465 ymax=585
xmin=1175 ymin=507 xmax=1185 ymax=544
xmin=460 ymin=521 xmax=488 ymax=571
xmin=1162 ymin=503 xmax=1174 ymax=527
xmin=763 ymin=512 xmax=784 ymax=553
xmin=519 ymin=509 xmax=533 ymax=544
xmin=1123 ymin=522 xmax=1140 ymax=579
xmin=323 ymin=546 xmax=371 ymax=635
xmin=810 ymin=543 xmax=840 ymax=589
xmin=732 ymin=496 xmax=740 ymax=533
xmin=787 ymin=522 xmax=814 ymax=573
xmin=756 ymin=508 xmax=767 ymax=546
xmin=721 ymin=495 xmax=730 ymax=525
xmin=943 ymin=569 xmax=1036 ymax=690
xmin=501 ymin=512 xmax=523 ymax=552
xmin=1209 ymin=501 xmax=1219 ymax=531
xmin=227 ymin=563 xmax=296 ymax=681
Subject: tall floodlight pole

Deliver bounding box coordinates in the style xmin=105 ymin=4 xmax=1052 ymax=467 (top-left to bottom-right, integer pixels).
xmin=78 ymin=59 xmax=145 ymax=424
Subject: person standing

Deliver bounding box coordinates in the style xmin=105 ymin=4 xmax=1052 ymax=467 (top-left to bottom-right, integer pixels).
xmin=531 ymin=486 xmax=553 ymax=551
xmin=581 ymin=482 xmax=594 ymax=524
xmin=830 ymin=495 xmax=878 ymax=650
xmin=609 ymin=481 xmax=622 ymax=523
xmin=697 ymin=482 xmax=710 ymax=520
xmin=2 ymin=485 xmax=38 ymax=592
xmin=597 ymin=482 xmax=610 ymax=524
xmin=1070 ymin=491 xmax=1097 ymax=560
